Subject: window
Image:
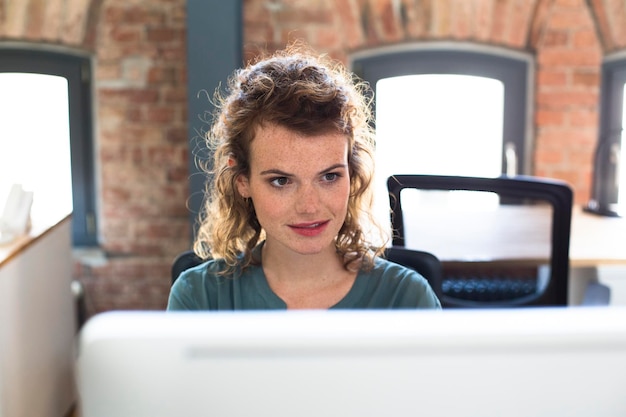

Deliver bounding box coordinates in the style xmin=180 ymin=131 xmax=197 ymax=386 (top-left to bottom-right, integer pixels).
xmin=588 ymin=55 xmax=626 ymax=217
xmin=0 ymin=48 xmax=97 ymax=245
xmin=375 ymin=74 xmax=505 ymax=176
xmin=0 ymin=72 xmax=72 ymax=218
xmin=621 ymin=88 xmax=626 ymax=211
xmin=350 ymin=43 xmax=533 ymax=229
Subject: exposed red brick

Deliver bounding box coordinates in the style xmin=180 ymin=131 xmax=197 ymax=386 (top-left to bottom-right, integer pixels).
xmin=606 ymin=0 xmax=626 ymax=49
xmin=7 ymin=0 xmax=625 ymax=312
xmin=536 ymin=90 xmax=599 ymax=109
xmin=334 ymin=0 xmax=364 ymax=48
xmin=490 ymin=0 xmax=509 ymax=43
xmin=548 ymin=10 xmax=592 ymax=30
xmin=404 ymin=0 xmax=432 ymax=39
xmin=537 ymin=69 xmax=568 ymax=87
xmin=535 ymin=109 xmax=566 ymax=126
xmin=450 ymin=0 xmax=473 ymax=40
xmin=109 ymin=26 xmax=142 ymax=43
xmin=537 ymin=49 xmax=601 ymax=67
xmin=572 ymin=69 xmax=600 ymax=88
xmin=587 ymin=0 xmax=613 ymax=50
xmin=146 ymin=27 xmax=177 ymax=43
xmin=99 ymin=88 xmax=160 ymax=103
xmin=373 ymin=0 xmax=402 ymax=41
xmin=432 ymin=0 xmax=452 ymax=37
xmin=542 ymin=29 xmax=569 ymax=47
xmin=568 ymin=109 xmax=599 ymax=126
xmin=24 ymin=0 xmax=46 ymax=39
xmin=573 ymin=28 xmax=600 ymax=48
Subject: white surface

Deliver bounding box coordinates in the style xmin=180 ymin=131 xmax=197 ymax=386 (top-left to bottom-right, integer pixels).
xmin=77 ymin=308 xmax=626 ymax=417
xmin=0 ymin=184 xmax=33 ymax=237
xmin=599 ymin=265 xmax=626 ymax=305
xmin=0 ymin=73 xmax=73 ymax=223
xmin=0 ymin=218 xmax=76 ymax=417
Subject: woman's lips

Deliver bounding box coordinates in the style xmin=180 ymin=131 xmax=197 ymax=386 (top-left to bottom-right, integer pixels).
xmin=289 ymin=220 xmax=330 ymax=237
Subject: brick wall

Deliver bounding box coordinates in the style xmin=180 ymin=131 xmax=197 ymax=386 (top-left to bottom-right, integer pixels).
xmin=1 ymin=0 xmax=191 ymax=314
xmin=90 ymin=1 xmax=190 ymax=312
xmin=1 ymin=0 xmax=626 ymax=313
xmin=242 ymin=0 xmax=621 ymax=200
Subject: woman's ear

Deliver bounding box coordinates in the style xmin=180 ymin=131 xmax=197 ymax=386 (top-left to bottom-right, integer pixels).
xmin=235 ymin=174 xmax=250 ymax=199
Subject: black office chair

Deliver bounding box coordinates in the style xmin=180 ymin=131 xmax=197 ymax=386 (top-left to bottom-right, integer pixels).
xmin=385 ymin=246 xmax=443 ymax=301
xmin=171 ymin=247 xmax=444 ymax=300
xmin=388 ymin=174 xmax=573 ymax=308
xmin=171 ymin=250 xmax=204 ymax=284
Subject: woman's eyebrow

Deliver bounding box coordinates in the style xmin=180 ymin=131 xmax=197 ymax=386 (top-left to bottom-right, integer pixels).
xmin=259 ymin=164 xmax=347 ymax=177
xmin=318 ymin=163 xmax=348 ymax=175
xmin=259 ymin=169 xmax=292 ymax=176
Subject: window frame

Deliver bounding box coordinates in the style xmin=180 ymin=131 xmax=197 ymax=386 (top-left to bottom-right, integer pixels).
xmin=0 ymin=46 xmax=97 ymax=246
xmin=598 ymin=55 xmax=626 ymax=134
xmin=349 ymin=42 xmax=534 ymax=176
xmin=590 ymin=53 xmax=626 ymax=214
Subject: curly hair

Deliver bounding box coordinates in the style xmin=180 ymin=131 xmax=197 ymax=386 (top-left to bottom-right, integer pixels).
xmin=194 ymin=44 xmax=388 ymax=272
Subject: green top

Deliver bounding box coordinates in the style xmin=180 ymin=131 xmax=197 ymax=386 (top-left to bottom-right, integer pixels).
xmin=167 ymin=247 xmax=441 ymax=310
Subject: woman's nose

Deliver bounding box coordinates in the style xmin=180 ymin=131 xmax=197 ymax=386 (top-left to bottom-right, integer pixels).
xmin=295 ymin=184 xmax=320 ymax=214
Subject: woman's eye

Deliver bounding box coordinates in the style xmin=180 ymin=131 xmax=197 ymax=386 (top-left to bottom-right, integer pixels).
xmin=322 ymin=172 xmax=339 ymax=182
xmin=270 ymin=177 xmax=290 ymax=187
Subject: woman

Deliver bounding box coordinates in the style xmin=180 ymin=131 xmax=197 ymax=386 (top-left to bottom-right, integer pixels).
xmin=167 ymin=44 xmax=440 ymax=310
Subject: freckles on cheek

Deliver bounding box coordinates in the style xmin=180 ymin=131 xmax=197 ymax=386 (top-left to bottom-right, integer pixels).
xmin=252 ymin=193 xmax=283 ymax=222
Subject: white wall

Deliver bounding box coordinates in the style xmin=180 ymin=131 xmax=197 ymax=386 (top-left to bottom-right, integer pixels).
xmin=0 ymin=218 xmax=76 ymax=417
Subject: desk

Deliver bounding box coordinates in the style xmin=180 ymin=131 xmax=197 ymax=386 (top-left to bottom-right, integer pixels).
xmin=569 ymin=206 xmax=626 ymax=266
xmin=0 ymin=212 xmax=76 ymax=417
xmin=400 ymin=204 xmax=626 ymax=304
xmin=569 ymin=207 xmax=626 ymax=304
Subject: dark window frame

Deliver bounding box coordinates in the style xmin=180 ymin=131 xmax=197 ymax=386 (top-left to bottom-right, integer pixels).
xmin=588 ymin=55 xmax=626 ymax=215
xmin=350 ymin=43 xmax=533 ymax=176
xmin=0 ymin=46 xmax=97 ymax=246
xmin=598 ymin=58 xmax=626 ymax=134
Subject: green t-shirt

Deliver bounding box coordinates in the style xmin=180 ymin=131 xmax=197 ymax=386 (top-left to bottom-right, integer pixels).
xmin=167 ymin=250 xmax=441 ymax=310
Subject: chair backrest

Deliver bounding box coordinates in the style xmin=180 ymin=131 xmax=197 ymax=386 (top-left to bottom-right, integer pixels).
xmin=385 ymin=246 xmax=443 ymax=301
xmin=387 ymin=174 xmax=573 ymax=308
xmin=171 ymin=247 xmax=444 ymax=302
xmin=171 ymin=250 xmax=203 ymax=284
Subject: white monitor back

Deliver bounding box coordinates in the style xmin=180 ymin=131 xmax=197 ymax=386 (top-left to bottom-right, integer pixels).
xmin=76 ymin=308 xmax=626 ymax=417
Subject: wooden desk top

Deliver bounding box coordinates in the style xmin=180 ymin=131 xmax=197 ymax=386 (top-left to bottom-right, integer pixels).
xmin=570 ymin=206 xmax=626 ymax=266
xmin=0 ymin=212 xmax=72 ymax=268
xmin=401 ymin=204 xmax=626 ymax=267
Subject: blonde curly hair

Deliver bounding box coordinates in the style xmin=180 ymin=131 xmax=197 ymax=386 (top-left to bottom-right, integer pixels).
xmin=194 ymin=44 xmax=388 ymax=272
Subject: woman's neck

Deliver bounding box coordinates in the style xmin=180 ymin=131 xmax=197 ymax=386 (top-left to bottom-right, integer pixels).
xmin=260 ymin=241 xmax=357 ymax=309
xmin=261 ymin=240 xmax=342 ymax=281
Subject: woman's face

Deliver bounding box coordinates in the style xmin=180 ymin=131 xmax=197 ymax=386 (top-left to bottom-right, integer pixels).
xmin=236 ymin=123 xmax=351 ymax=256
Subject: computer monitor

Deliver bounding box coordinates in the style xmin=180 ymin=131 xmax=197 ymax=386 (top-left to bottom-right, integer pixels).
xmin=76 ymin=308 xmax=626 ymax=417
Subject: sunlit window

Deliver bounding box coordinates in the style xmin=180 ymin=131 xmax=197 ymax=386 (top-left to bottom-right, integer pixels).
xmin=375 ymin=74 xmax=504 ymax=177
xmin=373 ymin=74 xmax=505 ymax=230
xmin=352 ymin=46 xmax=532 ymax=236
xmin=0 ymin=73 xmax=73 ymax=221
xmin=616 ymin=84 xmax=626 ymax=216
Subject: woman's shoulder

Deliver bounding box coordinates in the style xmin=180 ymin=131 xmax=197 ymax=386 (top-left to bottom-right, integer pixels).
xmin=169 ymin=259 xmax=226 ymax=302
xmin=167 ymin=257 xmax=268 ymax=310
xmin=370 ymin=256 xmax=426 ymax=281
xmin=175 ymin=242 xmax=265 ymax=285
xmin=175 ymin=256 xmax=248 ymax=284
xmin=358 ymin=256 xmax=441 ymax=308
